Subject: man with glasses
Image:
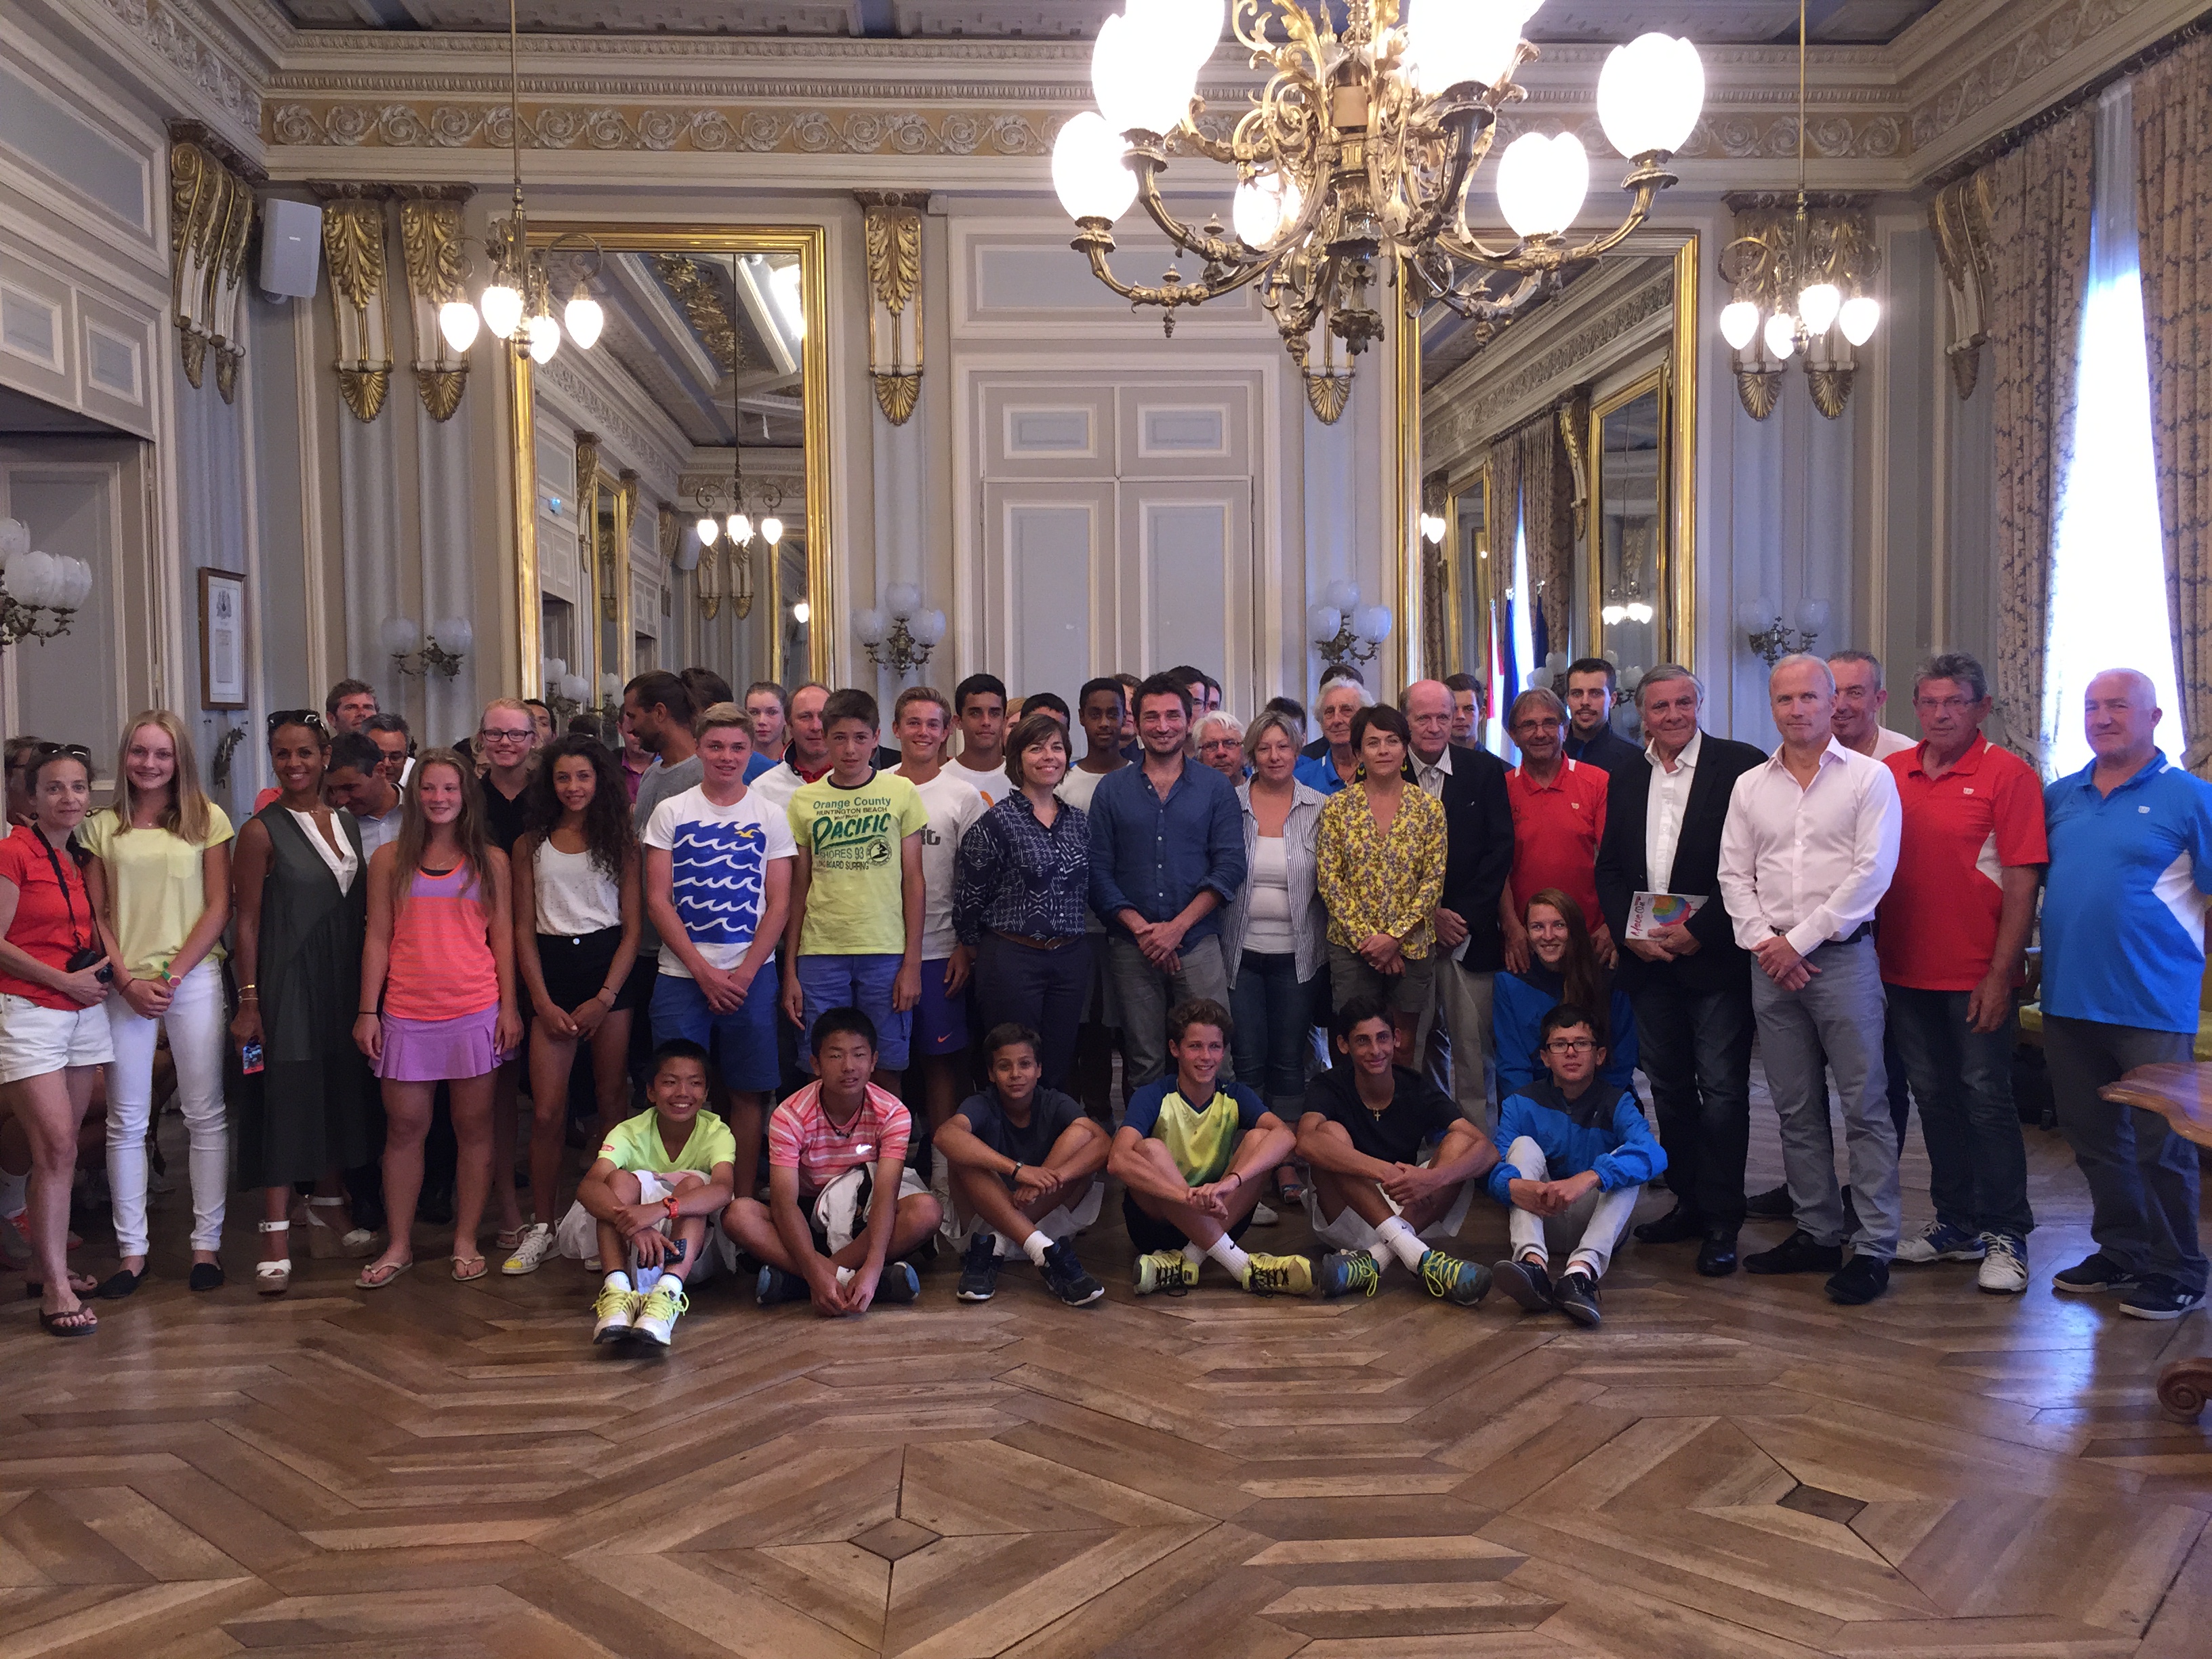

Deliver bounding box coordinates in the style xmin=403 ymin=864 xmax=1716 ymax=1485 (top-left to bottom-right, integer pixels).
xmin=325 ymin=731 xmax=403 ymax=859
xmin=363 ymin=714 xmax=413 ymax=790
xmin=1878 ymin=653 xmax=2047 ymax=1295
xmin=1500 ymin=687 xmax=1612 ymax=972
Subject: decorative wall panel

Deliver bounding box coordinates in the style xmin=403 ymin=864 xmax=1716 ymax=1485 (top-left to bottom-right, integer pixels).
xmin=315 ymin=186 xmax=394 ymax=422
xmin=397 ymin=189 xmax=472 ymax=421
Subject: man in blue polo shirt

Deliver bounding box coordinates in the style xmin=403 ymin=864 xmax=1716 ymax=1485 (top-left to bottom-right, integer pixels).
xmin=2041 ymin=668 xmax=2212 ymax=1320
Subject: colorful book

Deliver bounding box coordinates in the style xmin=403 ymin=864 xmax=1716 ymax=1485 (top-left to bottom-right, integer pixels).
xmin=1627 ymin=891 xmax=1708 ymax=940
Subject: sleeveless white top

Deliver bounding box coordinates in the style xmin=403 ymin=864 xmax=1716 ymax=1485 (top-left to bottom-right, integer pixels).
xmin=533 ymin=838 xmax=621 ymax=935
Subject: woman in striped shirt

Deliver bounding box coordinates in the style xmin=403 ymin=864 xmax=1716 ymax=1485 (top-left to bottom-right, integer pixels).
xmin=353 ymin=750 xmax=522 ymax=1287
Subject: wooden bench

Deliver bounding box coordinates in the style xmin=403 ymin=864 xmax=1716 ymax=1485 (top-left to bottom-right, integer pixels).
xmin=2096 ymin=1061 xmax=2212 ymax=1421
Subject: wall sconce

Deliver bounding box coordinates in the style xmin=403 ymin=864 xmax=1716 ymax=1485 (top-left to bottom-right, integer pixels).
xmin=792 ymin=600 xmax=812 ymax=626
xmin=854 ymin=582 xmax=945 ymax=672
xmin=1418 ymin=512 xmax=1448 ymax=546
xmin=1736 ymin=596 xmax=1830 ymax=665
xmin=0 ymin=518 xmax=93 ymax=649
xmin=541 ymin=656 xmax=593 ymax=722
xmin=384 ymin=615 xmax=472 ymax=678
xmin=1309 ymin=580 xmax=1392 ymax=668
xmin=1601 ymin=600 xmax=1656 ymax=626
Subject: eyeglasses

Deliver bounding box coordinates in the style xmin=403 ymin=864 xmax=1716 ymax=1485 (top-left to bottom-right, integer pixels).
xmin=266 ymin=710 xmax=325 ymax=734
xmin=1912 ymin=695 xmax=1980 ymax=714
xmin=1542 ymin=1037 xmax=1596 ymax=1054
xmin=478 ymin=726 xmax=534 ymax=743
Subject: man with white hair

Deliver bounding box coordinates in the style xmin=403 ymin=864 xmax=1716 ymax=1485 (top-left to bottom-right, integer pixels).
xmin=2041 ymin=668 xmax=2212 ymax=1319
xmin=1719 ymin=653 xmax=1902 ymax=1305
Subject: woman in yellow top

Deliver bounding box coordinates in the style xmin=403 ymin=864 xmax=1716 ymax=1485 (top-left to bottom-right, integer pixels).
xmin=81 ymin=712 xmax=232 ymax=1295
xmin=1313 ymin=702 xmax=1446 ymax=1058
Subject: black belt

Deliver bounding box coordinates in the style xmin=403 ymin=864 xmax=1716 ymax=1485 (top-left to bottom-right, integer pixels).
xmin=990 ymin=930 xmax=1082 ymax=952
xmin=1774 ymin=922 xmax=1872 ymax=946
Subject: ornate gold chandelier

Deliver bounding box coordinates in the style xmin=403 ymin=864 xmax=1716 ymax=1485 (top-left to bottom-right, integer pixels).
xmin=1052 ymin=1 xmax=1705 ymax=422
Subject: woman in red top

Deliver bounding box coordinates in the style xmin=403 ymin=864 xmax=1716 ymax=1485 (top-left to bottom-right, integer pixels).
xmin=0 ymin=744 xmax=113 ymax=1335
xmin=354 ymin=751 xmax=521 ymax=1286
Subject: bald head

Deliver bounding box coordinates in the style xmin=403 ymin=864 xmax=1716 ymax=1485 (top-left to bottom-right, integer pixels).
xmin=2085 ymin=668 xmax=2163 ymax=770
xmin=1404 ymin=679 xmax=1453 ymax=762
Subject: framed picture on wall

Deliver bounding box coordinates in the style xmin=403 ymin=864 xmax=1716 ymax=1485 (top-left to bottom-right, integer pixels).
xmin=199 ymin=567 xmax=247 ymax=709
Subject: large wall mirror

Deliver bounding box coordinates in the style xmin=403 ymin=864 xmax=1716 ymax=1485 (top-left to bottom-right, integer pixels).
xmin=510 ymin=226 xmax=832 ymax=699
xmin=1418 ymin=233 xmax=1696 ymax=741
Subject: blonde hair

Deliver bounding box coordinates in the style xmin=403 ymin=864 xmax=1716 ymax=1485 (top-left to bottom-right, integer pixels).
xmin=390 ymin=749 xmax=497 ymax=920
xmin=111 ymin=710 xmax=212 ymax=844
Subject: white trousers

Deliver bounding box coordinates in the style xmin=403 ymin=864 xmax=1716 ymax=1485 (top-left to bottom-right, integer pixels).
xmin=104 ymin=960 xmax=228 ymax=1255
xmin=1503 ymin=1134 xmax=1639 ymax=1280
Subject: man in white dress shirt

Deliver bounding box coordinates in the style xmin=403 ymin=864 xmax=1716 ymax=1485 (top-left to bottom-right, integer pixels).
xmin=1719 ymin=653 xmax=1902 ymax=1305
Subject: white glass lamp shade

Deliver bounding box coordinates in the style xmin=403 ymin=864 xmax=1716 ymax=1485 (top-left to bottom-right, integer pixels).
xmin=1735 ymin=599 xmax=1774 ymax=632
xmin=1232 ymin=171 xmax=1303 ymax=249
xmin=600 ymin=673 xmax=622 ymax=701
xmin=526 ymin=313 xmax=560 ymax=363
xmin=1127 ymin=0 xmax=1223 ymax=73
xmin=1797 ymin=597 xmax=1832 ymax=635
xmin=760 ymin=516 xmax=784 ymax=546
xmin=1719 ymin=299 xmax=1761 ymax=351
xmin=854 ymin=607 xmax=889 ymax=646
xmin=1052 ymin=111 xmax=1139 ymax=224
xmin=381 ymin=617 xmax=421 ymax=656
xmin=1763 ymin=310 xmax=1797 ymax=361
xmin=1495 ymin=132 xmax=1590 ymax=241
xmin=1597 ymin=33 xmax=1705 ymax=158
xmin=726 ymin=511 xmax=751 ymax=543
xmin=673 ymin=536 xmax=701 ymax=573
xmin=437 ymin=300 xmax=480 ymax=354
xmin=1092 ymin=11 xmax=1197 ymax=138
xmin=1797 ymin=281 xmax=1842 ymax=337
xmin=1323 ymin=579 xmax=1360 ymax=613
xmin=13 ymin=550 xmax=55 ymax=607
xmin=1353 ymin=605 xmax=1394 ymax=644
xmin=479 ymin=280 xmax=524 ymax=341
xmin=562 ymin=292 xmax=605 ymax=350
xmin=560 ymin=673 xmax=590 ymax=703
xmin=64 ymin=558 xmax=93 ymax=609
xmin=0 ymin=516 xmax=26 ymax=571
xmin=695 ymin=514 xmax=720 ymax=546
xmin=884 ymin=581 xmax=923 ymax=619
xmin=1626 ymin=601 xmax=1654 ymax=624
xmin=1839 ymin=294 xmax=1881 ymax=346
xmin=792 ymin=600 xmax=812 ymax=625
xmin=1407 ymin=0 xmax=1537 ymax=93
xmin=1308 ymin=604 xmax=1343 ymax=644
xmin=1420 ymin=512 xmax=1448 ymax=544
xmin=543 ymin=656 xmax=568 ymax=685
xmin=909 ymin=608 xmax=947 ymax=647
xmin=434 ymin=617 xmax=473 ymax=655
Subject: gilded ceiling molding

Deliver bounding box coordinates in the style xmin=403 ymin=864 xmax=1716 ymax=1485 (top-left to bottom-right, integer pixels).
xmin=649 ymin=255 xmax=744 ymax=370
xmin=1907 ymin=0 xmax=2158 ymax=158
xmin=312 ymin=184 xmax=394 ymax=422
xmin=396 ymin=186 xmax=472 ymax=422
xmin=167 ymin=132 xmax=257 ymax=401
xmin=857 ymin=190 xmax=924 ymax=426
xmin=101 ymin=0 xmax=262 ymax=144
xmin=1928 ymin=173 xmax=1996 ymax=401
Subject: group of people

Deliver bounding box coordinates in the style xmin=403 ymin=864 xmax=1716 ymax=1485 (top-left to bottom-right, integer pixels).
xmin=1 ymin=642 xmax=2203 ymax=1348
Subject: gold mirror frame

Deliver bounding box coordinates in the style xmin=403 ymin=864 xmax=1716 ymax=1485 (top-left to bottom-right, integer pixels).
xmin=507 ymin=224 xmax=834 ymax=695
xmin=1586 ymin=367 xmax=1668 ymax=663
xmin=572 ymin=442 xmax=634 ymax=688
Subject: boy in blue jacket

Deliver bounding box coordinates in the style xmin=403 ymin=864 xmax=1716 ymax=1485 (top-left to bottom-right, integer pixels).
xmin=1487 ymin=1002 xmax=1665 ymax=1328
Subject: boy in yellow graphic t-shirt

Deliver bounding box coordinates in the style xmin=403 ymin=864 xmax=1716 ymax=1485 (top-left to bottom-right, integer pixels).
xmin=1109 ymin=998 xmax=1311 ymax=1296
xmin=782 ymin=689 xmax=929 ymax=1089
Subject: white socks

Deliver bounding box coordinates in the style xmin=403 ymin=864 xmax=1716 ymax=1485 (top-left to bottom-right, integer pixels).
xmin=604 ymin=1270 xmax=632 ymax=1293
xmin=1020 ymin=1231 xmax=1051 ymax=1267
xmin=1182 ymin=1242 xmax=1206 ymax=1267
xmin=1375 ymin=1215 xmax=1429 ymax=1273
xmin=0 ymin=1166 xmax=24 ymax=1218
xmin=1207 ymin=1235 xmax=1252 ymax=1277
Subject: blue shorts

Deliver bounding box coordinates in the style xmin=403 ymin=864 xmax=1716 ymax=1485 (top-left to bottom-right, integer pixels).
xmin=795 ymin=953 xmax=912 ymax=1071
xmin=912 ymin=957 xmax=970 ymax=1057
xmin=650 ymin=964 xmax=781 ymax=1094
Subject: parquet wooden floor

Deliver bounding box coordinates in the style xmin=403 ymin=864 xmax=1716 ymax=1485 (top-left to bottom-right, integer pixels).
xmin=7 ymin=1094 xmax=2212 ymax=1659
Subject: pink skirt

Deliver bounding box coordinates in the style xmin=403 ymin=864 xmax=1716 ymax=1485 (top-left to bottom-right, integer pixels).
xmin=378 ymin=1004 xmax=505 ymax=1082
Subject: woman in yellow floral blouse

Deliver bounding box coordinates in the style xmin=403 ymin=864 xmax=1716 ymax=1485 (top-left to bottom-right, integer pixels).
xmin=1314 ymin=703 xmax=1447 ymax=1055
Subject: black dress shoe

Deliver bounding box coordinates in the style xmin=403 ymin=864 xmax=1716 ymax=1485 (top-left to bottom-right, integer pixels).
xmin=1696 ymin=1231 xmax=1739 ymax=1277
xmin=1826 ymin=1254 xmax=1890 ymax=1305
xmin=1744 ymin=1230 xmax=1843 ymax=1275
xmin=188 ymin=1262 xmax=225 ymax=1292
xmin=1744 ymin=1185 xmax=1795 ymax=1220
xmin=95 ymin=1265 xmax=145 ymax=1300
xmin=1633 ymin=1204 xmax=1705 ymax=1245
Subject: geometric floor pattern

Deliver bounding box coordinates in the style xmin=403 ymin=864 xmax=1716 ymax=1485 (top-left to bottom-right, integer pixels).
xmin=6 ymin=1105 xmax=2211 ymax=1658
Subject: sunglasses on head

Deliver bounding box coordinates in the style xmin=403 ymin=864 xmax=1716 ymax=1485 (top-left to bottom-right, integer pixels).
xmin=266 ymin=709 xmax=327 ymax=735
xmin=32 ymin=742 xmax=92 ymax=762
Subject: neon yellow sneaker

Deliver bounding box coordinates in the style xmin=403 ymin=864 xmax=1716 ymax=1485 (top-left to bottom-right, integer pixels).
xmin=1418 ymin=1249 xmax=1492 ymax=1307
xmin=592 ymin=1281 xmax=642 ymax=1343
xmin=1240 ymin=1253 xmax=1313 ymax=1297
xmin=631 ymin=1282 xmax=689 ymax=1348
xmin=1134 ymin=1250 xmax=1198 ymax=1296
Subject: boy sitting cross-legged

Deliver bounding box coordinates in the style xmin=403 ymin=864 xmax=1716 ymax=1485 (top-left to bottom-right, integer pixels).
xmin=565 ymin=1038 xmax=735 ymax=1349
xmin=1488 ymin=1002 xmax=1667 ymax=1328
xmin=1296 ymin=995 xmax=1500 ymax=1305
xmin=936 ymin=1022 xmax=1110 ymax=1307
xmin=722 ymin=1007 xmax=944 ymax=1315
xmin=1109 ymin=998 xmax=1312 ymax=1296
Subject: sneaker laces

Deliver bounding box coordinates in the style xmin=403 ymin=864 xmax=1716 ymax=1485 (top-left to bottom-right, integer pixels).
xmin=645 ymin=1284 xmax=689 ymax=1320
xmin=593 ymin=1283 xmax=634 ymax=1318
xmin=1345 ymin=1254 xmax=1380 ymax=1298
xmin=1420 ymin=1252 xmax=1462 ymax=1300
xmin=1246 ymin=1259 xmax=1291 ymax=1296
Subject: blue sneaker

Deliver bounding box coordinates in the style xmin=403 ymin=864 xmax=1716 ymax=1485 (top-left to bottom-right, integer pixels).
xmin=1318 ymin=1250 xmax=1382 ymax=1299
xmin=756 ymin=1265 xmax=809 ymax=1306
xmin=1893 ymin=1221 xmax=1986 ymax=1265
xmin=874 ymin=1261 xmax=922 ymax=1305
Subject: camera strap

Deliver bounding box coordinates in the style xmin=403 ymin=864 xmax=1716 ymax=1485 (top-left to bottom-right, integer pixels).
xmin=37 ymin=833 xmax=90 ymax=956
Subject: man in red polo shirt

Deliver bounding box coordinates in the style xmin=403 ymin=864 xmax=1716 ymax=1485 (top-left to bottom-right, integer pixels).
xmin=1879 ymin=651 xmax=2047 ymax=1294
xmin=1500 ymin=687 xmax=1612 ymax=970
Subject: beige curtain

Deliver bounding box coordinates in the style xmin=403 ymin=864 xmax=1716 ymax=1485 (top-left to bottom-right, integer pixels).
xmin=1519 ymin=413 xmax=1572 ymax=651
xmin=1986 ymin=106 xmax=2095 ymax=767
xmin=2137 ymin=36 xmax=2212 ymax=772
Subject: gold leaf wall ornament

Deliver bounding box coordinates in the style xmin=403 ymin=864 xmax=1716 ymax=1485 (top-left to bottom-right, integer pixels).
xmin=1557 ymin=394 xmax=1591 ymax=544
xmin=1305 ymin=373 xmax=1351 ymax=424
xmin=398 ymin=190 xmax=474 ymax=422
xmin=651 ymin=254 xmax=743 ymax=370
xmin=858 ymin=192 xmax=924 ymax=425
xmin=209 ymin=167 xmax=255 ymax=404
xmin=1808 ymin=368 xmax=1854 ymax=421
xmin=315 ymin=188 xmax=396 ymax=423
xmin=1736 ymin=365 xmax=1781 ymax=420
xmin=1929 ymin=173 xmax=1994 ymax=403
xmin=169 ymin=140 xmax=257 ymax=395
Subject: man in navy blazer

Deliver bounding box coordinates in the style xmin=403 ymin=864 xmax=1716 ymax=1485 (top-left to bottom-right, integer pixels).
xmin=1594 ymin=665 xmax=1766 ymax=1275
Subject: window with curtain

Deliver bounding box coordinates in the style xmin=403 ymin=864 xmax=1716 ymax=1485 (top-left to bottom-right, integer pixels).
xmin=2044 ymin=81 xmax=2180 ymax=775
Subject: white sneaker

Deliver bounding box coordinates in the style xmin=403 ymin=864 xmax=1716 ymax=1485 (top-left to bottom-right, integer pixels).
xmin=501 ymin=1222 xmax=556 ymax=1275
xmin=632 ymin=1282 xmax=689 ymax=1347
xmin=1894 ymin=1221 xmax=1986 ymax=1264
xmin=1252 ymin=1202 xmax=1279 ymax=1226
xmin=1977 ymin=1233 xmax=2029 ymax=1294
xmin=592 ymin=1282 xmax=641 ymax=1343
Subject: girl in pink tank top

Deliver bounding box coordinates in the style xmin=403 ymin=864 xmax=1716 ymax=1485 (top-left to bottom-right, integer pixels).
xmin=354 ymin=750 xmax=520 ymax=1286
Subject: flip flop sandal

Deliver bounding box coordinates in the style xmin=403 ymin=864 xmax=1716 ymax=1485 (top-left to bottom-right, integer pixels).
xmin=451 ymin=1255 xmax=489 ymax=1282
xmin=355 ymin=1258 xmax=413 ymax=1290
xmin=24 ymin=1269 xmax=100 ymax=1299
xmin=39 ymin=1304 xmax=98 ymax=1337
xmin=304 ymin=1195 xmax=377 ymax=1259
xmin=493 ymin=1225 xmax=530 ymax=1251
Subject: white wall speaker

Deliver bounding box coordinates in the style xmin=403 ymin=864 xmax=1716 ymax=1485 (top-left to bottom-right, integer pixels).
xmin=258 ymin=198 xmax=323 ymax=298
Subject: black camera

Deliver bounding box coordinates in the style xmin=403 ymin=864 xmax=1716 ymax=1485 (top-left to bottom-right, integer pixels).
xmin=65 ymin=945 xmax=111 ymax=983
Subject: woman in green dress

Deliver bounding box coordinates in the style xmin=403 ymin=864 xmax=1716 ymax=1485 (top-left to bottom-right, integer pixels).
xmin=229 ymin=712 xmax=376 ymax=1293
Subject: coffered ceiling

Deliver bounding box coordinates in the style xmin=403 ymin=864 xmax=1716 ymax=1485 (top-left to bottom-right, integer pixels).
xmin=266 ymin=1 xmax=1946 ymax=46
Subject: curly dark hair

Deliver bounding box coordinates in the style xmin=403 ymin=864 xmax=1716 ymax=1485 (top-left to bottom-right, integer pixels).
xmin=522 ymin=733 xmax=636 ymax=882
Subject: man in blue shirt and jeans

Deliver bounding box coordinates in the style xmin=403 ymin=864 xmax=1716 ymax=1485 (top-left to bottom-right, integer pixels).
xmin=1088 ymin=673 xmax=1247 ymax=1089
xmin=2042 ymin=668 xmax=2212 ymax=1320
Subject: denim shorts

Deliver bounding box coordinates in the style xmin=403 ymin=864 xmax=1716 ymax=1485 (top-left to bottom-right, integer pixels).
xmin=649 ymin=963 xmax=781 ymax=1093
xmin=795 ymin=952 xmax=912 ymax=1071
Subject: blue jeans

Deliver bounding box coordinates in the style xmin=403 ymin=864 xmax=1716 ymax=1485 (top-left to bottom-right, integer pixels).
xmin=1231 ymin=950 xmax=1311 ymax=1117
xmin=1885 ymin=985 xmax=2033 ymax=1240
xmin=649 ymin=963 xmax=780 ymax=1093
xmin=795 ymin=953 xmax=912 ymax=1071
